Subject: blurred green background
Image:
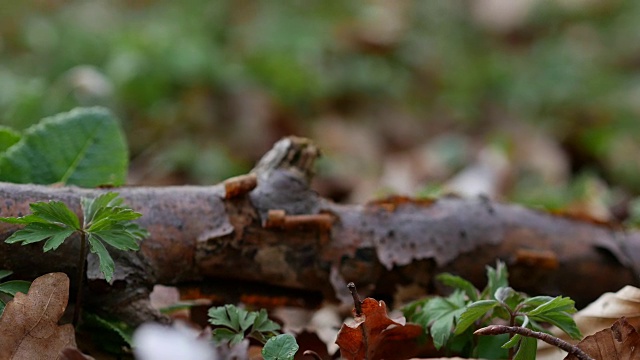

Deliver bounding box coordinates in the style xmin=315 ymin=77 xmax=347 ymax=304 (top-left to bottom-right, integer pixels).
xmin=2 ymin=0 xmax=640 ymax=219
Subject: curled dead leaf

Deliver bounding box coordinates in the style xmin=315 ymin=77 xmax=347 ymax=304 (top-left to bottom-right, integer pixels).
xmin=336 ymin=297 xmax=423 ymax=360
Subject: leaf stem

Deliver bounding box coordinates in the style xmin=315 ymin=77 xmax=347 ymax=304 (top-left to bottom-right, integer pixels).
xmin=72 ymin=231 xmax=88 ymax=326
xmin=474 ymin=325 xmax=594 ymax=360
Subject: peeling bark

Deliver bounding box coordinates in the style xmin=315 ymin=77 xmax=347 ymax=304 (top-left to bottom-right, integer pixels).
xmin=0 ymin=136 xmax=639 ymax=325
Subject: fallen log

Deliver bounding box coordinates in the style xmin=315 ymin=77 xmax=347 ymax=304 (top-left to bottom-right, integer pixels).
xmin=0 ymin=136 xmax=639 ymax=325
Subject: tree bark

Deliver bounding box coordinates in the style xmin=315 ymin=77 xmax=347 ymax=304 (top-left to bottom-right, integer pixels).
xmin=0 ymin=136 xmax=638 ymax=325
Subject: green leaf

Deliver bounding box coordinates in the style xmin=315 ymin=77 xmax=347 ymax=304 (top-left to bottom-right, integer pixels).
xmin=0 ymin=126 xmax=21 ymax=153
xmin=212 ymin=328 xmax=244 ymax=346
xmin=482 ymin=260 xmax=509 ymax=299
xmin=42 ymin=228 xmax=77 ymax=251
xmin=519 ymin=296 xmax=555 ymax=313
xmin=82 ymin=312 xmax=134 ymax=346
xmin=29 ymin=201 xmax=80 ymax=229
xmin=437 ymin=273 xmax=479 ymax=301
xmin=0 ymin=280 xmax=31 ymax=296
xmin=0 ymin=270 xmax=12 ymax=281
xmin=5 ymin=223 xmax=75 ymax=249
xmin=250 ymin=309 xmax=281 ymax=342
xmin=0 ymin=214 xmax=48 ymax=225
xmin=88 ymin=234 xmax=115 ymax=282
xmin=494 ymin=287 xmax=526 ymax=311
xmin=92 ymin=228 xmax=140 ymax=251
xmin=530 ymin=312 xmax=582 ymax=340
xmin=0 ymin=107 xmax=128 ymax=187
xmin=262 ymin=334 xmax=299 ymax=360
xmin=414 ymin=291 xmax=467 ymax=349
xmin=513 ymin=335 xmax=537 ymax=360
xmin=88 ymin=207 xmax=142 ymax=232
xmin=454 ymin=300 xmax=499 ymax=335
xmin=208 ymin=304 xmax=257 ymax=345
xmin=82 ymin=192 xmax=120 ymax=225
xmin=526 ymin=296 xmax=576 ymax=317
xmin=501 ymin=333 xmax=522 ymax=349
xmin=0 ymin=299 xmax=5 ymax=316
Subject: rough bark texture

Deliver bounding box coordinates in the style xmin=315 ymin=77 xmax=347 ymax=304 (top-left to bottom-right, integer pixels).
xmin=0 ymin=137 xmax=639 ymax=325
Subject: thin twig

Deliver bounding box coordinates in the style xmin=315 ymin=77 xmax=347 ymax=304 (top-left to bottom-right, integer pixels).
xmin=347 ymin=282 xmax=362 ymax=316
xmin=474 ymin=325 xmax=594 ymax=360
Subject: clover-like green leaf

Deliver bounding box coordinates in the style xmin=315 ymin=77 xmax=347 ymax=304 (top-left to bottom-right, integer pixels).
xmin=262 ymin=334 xmax=298 ymax=360
xmin=413 ymin=290 xmax=467 ymax=349
xmin=250 ymin=309 xmax=281 ymax=342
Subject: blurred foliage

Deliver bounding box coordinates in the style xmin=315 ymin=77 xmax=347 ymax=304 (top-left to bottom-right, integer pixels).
xmin=2 ymin=0 xmax=640 ymax=210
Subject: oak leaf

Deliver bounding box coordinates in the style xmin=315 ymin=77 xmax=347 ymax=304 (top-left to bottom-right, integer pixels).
xmin=336 ymin=298 xmax=423 ymax=360
xmin=0 ymin=272 xmax=76 ymax=360
xmin=565 ymin=317 xmax=640 ymax=360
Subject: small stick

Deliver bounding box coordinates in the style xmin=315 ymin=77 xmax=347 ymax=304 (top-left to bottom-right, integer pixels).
xmin=347 ymin=282 xmax=363 ymax=316
xmin=474 ymin=325 xmax=594 ymax=360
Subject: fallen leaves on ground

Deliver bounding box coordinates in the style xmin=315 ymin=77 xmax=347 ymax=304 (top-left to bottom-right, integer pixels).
xmin=0 ymin=272 xmax=76 ymax=360
xmin=538 ymin=285 xmax=640 ymax=360
xmin=335 ymin=297 xmax=423 ymax=360
xmin=565 ymin=317 xmax=640 ymax=360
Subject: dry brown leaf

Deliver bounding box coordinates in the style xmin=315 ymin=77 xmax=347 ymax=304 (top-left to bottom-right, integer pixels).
xmin=565 ymin=317 xmax=640 ymax=360
xmin=538 ymin=286 xmax=640 ymax=360
xmin=0 ymin=272 xmax=76 ymax=360
xmin=335 ymin=297 xmax=423 ymax=360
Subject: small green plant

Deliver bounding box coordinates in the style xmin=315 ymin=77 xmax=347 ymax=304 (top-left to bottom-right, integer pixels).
xmin=208 ymin=304 xmax=299 ymax=360
xmin=403 ymin=261 xmax=582 ymax=359
xmin=0 ymin=192 xmax=148 ymax=323
xmin=0 ymin=270 xmax=31 ymax=316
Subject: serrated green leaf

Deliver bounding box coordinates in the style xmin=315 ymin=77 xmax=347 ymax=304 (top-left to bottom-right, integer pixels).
xmin=42 ymin=228 xmax=76 ymax=251
xmin=530 ymin=312 xmax=582 ymax=340
xmin=0 ymin=214 xmax=51 ymax=225
xmin=262 ymin=334 xmax=299 ymax=360
xmin=437 ymin=273 xmax=479 ymax=301
xmin=519 ymin=296 xmax=555 ymax=313
xmin=0 ymin=107 xmax=128 ymax=187
xmin=253 ymin=309 xmax=281 ymax=333
xmin=526 ymin=296 xmax=576 ymax=317
xmin=0 ymin=126 xmax=21 ymax=153
xmin=5 ymin=222 xmax=74 ymax=247
xmin=212 ymin=327 xmax=245 ymax=346
xmin=454 ymin=300 xmax=499 ymax=335
xmin=0 ymin=270 xmax=12 ymax=281
xmin=88 ymin=206 xmax=141 ymax=232
xmin=122 ymin=223 xmax=150 ymax=239
xmin=29 ymin=201 xmax=80 ymax=229
xmin=82 ymin=192 xmax=120 ymax=225
xmin=88 ymin=234 xmax=115 ymax=282
xmin=92 ymin=228 xmax=140 ymax=251
xmin=0 ymin=280 xmax=31 ymax=296
xmin=513 ymin=335 xmax=537 ymax=360
xmin=208 ymin=304 xmax=256 ymax=333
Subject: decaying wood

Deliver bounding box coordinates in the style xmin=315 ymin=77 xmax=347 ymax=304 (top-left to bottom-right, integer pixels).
xmin=0 ymin=136 xmax=639 ymax=325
